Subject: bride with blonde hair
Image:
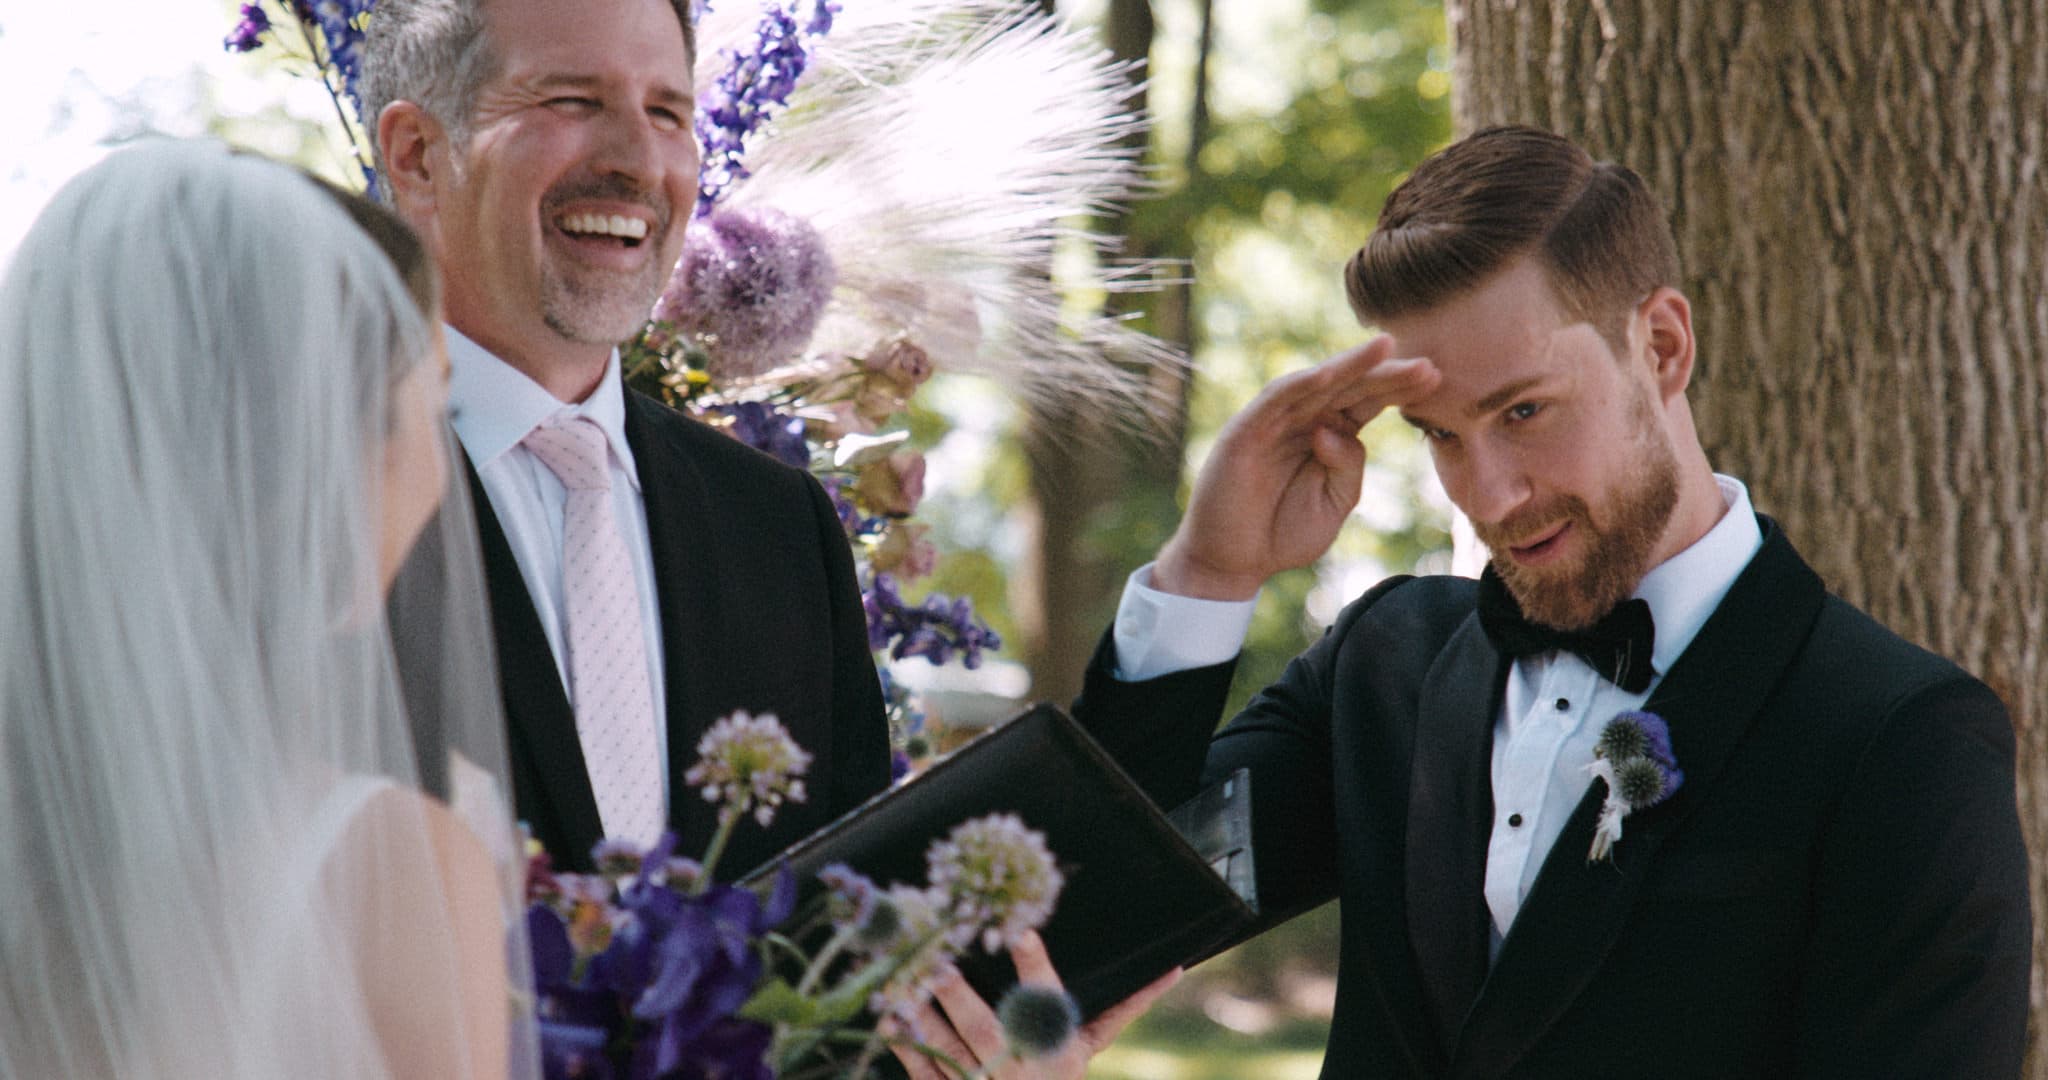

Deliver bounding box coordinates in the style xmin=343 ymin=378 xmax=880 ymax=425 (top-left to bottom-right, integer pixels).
xmin=0 ymin=141 xmax=536 ymax=1078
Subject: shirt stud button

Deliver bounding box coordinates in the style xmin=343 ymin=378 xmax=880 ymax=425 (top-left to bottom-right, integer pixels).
xmin=1555 ymin=697 xmax=1570 ymax=711
xmin=1508 ymin=813 xmax=1524 ymax=828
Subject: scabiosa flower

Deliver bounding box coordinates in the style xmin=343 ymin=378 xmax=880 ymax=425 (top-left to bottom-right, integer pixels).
xmin=819 ymin=863 xmax=878 ymax=934
xmin=683 ymin=710 xmax=813 ymax=828
xmin=591 ymin=838 xmax=648 ymax=880
xmin=654 ymin=206 xmax=837 ymax=379
xmin=997 ymin=984 xmax=1081 ymax=1060
xmin=925 ymin=813 xmax=1064 ymax=954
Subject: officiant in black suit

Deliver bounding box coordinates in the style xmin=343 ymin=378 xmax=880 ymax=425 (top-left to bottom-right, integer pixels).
xmin=1074 ymin=125 xmax=2030 ymax=1077
xmin=363 ymin=0 xmax=889 ymax=874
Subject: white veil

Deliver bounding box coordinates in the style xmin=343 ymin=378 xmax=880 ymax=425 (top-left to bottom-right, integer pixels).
xmin=0 ymin=141 xmax=537 ymax=1079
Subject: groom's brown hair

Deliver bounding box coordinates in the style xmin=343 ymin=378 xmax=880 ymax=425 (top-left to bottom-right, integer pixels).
xmin=1343 ymin=125 xmax=1680 ymax=349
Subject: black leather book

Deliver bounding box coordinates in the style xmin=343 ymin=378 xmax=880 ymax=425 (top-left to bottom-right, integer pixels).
xmin=740 ymin=702 xmax=1258 ymax=1019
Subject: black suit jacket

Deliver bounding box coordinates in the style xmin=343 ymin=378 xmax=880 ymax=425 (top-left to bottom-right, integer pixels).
xmin=1075 ymin=519 xmax=2029 ymax=1078
xmin=470 ymin=387 xmax=890 ymax=875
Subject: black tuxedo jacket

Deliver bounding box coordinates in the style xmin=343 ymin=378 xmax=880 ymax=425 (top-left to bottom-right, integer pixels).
xmin=469 ymin=387 xmax=890 ymax=875
xmin=1076 ymin=519 xmax=2029 ymax=1078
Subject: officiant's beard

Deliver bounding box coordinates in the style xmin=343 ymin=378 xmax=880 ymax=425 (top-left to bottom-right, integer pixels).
xmin=1476 ymin=398 xmax=1680 ymax=632
xmin=538 ymin=184 xmax=677 ymax=345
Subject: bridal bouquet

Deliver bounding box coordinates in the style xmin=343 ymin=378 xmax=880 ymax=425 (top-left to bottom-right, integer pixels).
xmin=525 ymin=711 xmax=1070 ymax=1079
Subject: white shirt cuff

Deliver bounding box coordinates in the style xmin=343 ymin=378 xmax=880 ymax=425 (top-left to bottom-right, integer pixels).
xmin=1112 ymin=563 xmax=1258 ymax=681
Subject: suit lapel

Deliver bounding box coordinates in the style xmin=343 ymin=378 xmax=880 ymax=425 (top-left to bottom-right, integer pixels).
xmin=622 ymin=393 xmax=721 ymax=841
xmin=1405 ymin=616 xmax=1508 ymax=1056
xmin=464 ymin=458 xmax=605 ymax=860
xmin=1451 ymin=521 xmax=1826 ymax=1077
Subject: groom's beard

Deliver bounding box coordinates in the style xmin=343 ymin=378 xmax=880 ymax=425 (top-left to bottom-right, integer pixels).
xmin=1475 ymin=397 xmax=1680 ymax=632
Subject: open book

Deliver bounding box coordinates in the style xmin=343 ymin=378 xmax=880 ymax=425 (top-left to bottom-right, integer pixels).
xmin=740 ymin=703 xmax=1258 ymax=1019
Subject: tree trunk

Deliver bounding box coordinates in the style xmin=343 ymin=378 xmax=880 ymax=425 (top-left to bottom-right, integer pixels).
xmin=1450 ymin=0 xmax=2048 ymax=1066
xmin=1015 ymin=0 xmax=1207 ymax=705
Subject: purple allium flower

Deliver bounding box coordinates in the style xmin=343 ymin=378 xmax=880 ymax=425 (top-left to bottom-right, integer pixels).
xmin=925 ymin=813 xmax=1064 ymax=955
xmin=682 ymin=710 xmax=812 ymax=828
xmin=655 ymin=206 xmax=837 ymax=379
xmin=709 ymin=401 xmax=810 ymax=469
xmin=223 ymin=3 xmax=271 ymax=52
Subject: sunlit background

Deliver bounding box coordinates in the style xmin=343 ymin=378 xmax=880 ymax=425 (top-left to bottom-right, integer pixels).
xmin=0 ymin=1 xmax=1456 ymax=1073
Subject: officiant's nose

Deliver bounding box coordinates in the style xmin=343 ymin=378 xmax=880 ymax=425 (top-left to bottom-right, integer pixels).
xmin=589 ymin=112 xmax=669 ymax=195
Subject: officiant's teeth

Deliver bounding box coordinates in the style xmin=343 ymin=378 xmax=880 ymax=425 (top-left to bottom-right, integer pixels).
xmin=556 ymin=212 xmax=650 ymax=242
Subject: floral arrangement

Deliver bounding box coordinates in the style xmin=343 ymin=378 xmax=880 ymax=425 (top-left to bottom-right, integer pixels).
xmin=1584 ymin=711 xmax=1683 ymax=862
xmin=526 ymin=710 xmax=1071 ymax=1078
xmin=229 ymin=0 xmax=1180 ymax=772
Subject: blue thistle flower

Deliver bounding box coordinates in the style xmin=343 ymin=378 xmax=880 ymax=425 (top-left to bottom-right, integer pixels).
xmin=997 ymin=984 xmax=1081 ymax=1060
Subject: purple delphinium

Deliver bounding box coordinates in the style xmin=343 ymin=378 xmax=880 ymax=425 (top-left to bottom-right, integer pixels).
xmin=821 ymin=477 xmax=888 ymax=541
xmin=223 ymin=3 xmax=272 ymax=52
xmin=865 ymin=573 xmax=1002 ymax=669
xmin=711 ymin=401 xmax=810 ymax=469
xmin=529 ymin=834 xmax=798 ymax=1080
xmin=696 ymin=0 xmax=839 ymax=210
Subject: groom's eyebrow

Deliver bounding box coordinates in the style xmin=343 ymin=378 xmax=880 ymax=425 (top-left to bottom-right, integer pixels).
xmin=1468 ymin=377 xmax=1544 ymax=417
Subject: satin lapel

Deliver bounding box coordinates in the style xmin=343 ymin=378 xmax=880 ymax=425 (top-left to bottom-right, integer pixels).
xmin=1405 ymin=615 xmax=1508 ymax=1055
xmin=464 ymin=459 xmax=604 ymax=854
xmin=1451 ymin=522 xmax=1826 ymax=1078
xmin=622 ymin=394 xmax=720 ymax=835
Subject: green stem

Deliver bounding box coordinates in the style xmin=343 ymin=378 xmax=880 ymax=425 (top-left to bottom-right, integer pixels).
xmin=796 ymin=924 xmax=858 ymax=996
xmin=694 ymin=808 xmax=742 ymax=893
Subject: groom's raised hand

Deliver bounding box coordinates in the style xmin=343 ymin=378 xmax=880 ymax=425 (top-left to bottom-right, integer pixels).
xmin=1152 ymin=336 xmax=1438 ymax=600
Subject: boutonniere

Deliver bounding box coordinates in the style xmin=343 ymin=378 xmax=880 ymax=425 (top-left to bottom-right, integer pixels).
xmin=1585 ymin=711 xmax=1684 ymax=862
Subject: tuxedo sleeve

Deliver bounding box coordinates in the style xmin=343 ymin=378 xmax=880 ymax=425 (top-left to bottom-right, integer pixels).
xmin=1794 ymin=675 xmax=2030 ymax=1077
xmin=1075 ymin=576 xmax=1417 ymax=933
xmin=806 ymin=472 xmax=892 ymax=814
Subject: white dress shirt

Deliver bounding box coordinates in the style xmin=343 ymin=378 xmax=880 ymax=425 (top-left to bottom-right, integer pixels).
xmin=1112 ymin=476 xmax=1763 ymax=948
xmin=446 ymin=328 xmax=671 ymax=783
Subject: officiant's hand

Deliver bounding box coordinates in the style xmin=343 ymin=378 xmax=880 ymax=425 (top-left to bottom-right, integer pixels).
xmin=885 ymin=931 xmax=1181 ymax=1080
xmin=1152 ymin=337 xmax=1438 ymax=600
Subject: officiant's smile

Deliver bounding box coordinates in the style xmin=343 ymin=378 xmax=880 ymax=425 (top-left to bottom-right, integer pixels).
xmin=1388 ymin=254 xmax=1706 ymax=631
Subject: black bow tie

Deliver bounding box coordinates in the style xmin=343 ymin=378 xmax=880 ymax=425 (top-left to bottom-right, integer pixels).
xmin=1476 ymin=567 xmax=1658 ymax=694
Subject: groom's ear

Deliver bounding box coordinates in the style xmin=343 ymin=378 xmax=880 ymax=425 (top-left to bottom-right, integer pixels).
xmin=377 ymin=101 xmax=446 ymax=226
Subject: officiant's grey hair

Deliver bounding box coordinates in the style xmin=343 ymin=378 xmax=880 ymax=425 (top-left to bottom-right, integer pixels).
xmin=359 ymin=0 xmax=697 ymax=197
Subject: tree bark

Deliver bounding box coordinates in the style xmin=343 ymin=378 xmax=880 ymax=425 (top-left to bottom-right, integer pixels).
xmin=1015 ymin=0 xmax=1206 ymax=705
xmin=1450 ymin=0 xmax=2048 ymax=1066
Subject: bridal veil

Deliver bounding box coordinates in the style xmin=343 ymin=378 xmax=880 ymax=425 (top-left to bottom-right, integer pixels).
xmin=0 ymin=141 xmax=537 ymax=1078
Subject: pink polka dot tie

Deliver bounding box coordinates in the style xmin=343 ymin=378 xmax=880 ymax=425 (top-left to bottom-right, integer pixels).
xmin=523 ymin=414 xmax=665 ymax=847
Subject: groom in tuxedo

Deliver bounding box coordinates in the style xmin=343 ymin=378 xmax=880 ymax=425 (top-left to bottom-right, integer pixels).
xmin=362 ymin=0 xmax=889 ymax=873
xmin=1075 ymin=126 xmax=2030 ymax=1076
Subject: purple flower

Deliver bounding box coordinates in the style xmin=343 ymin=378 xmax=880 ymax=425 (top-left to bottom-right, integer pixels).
xmin=696 ymin=0 xmax=839 ymax=209
xmin=654 ymin=206 xmax=837 ymax=379
xmin=864 ymin=574 xmax=1003 ymax=668
xmin=223 ymin=3 xmax=271 ymax=52
xmin=530 ymin=836 xmax=795 ymax=1080
xmin=710 ymin=401 xmax=810 ymax=469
